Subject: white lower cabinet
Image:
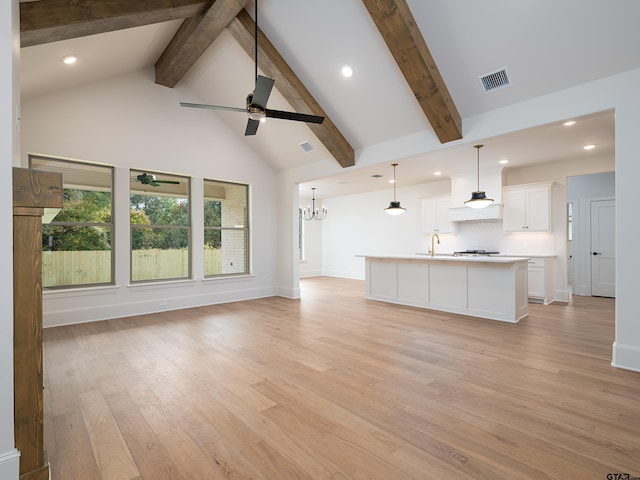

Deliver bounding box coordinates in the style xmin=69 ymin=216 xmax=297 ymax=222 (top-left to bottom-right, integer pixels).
xmin=364 ymin=256 xmax=529 ymax=323
xmin=527 ymin=256 xmax=555 ymax=304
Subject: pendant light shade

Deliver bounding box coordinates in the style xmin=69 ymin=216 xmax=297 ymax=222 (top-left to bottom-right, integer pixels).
xmin=464 ymin=144 xmax=494 ymax=209
xmin=385 ymin=163 xmax=406 ymax=215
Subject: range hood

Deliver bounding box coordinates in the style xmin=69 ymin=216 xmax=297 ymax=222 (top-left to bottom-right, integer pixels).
xmin=449 ymin=166 xmax=504 ymax=222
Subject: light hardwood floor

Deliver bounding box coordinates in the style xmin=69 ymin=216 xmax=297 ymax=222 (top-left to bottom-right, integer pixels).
xmin=42 ymin=277 xmax=639 ymax=479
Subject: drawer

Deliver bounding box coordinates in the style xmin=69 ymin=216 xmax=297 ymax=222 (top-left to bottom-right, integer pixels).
xmin=527 ymin=258 xmax=546 ymax=268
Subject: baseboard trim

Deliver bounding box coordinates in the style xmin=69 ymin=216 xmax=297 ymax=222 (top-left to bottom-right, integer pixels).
xmin=0 ymin=449 xmax=20 ymax=480
xmin=612 ymin=341 xmax=640 ymax=372
xmin=43 ymin=286 xmax=277 ymax=327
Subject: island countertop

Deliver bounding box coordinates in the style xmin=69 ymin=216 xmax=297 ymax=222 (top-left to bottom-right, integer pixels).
xmin=356 ymin=254 xmax=530 ymax=263
xmin=359 ymin=254 xmax=529 ymax=322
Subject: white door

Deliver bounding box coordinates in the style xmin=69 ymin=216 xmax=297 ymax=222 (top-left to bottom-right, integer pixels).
xmin=591 ymin=199 xmax=615 ymax=297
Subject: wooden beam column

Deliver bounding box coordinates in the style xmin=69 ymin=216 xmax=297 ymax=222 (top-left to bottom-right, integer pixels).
xmin=13 ymin=168 xmax=62 ymax=480
xmin=362 ymin=0 xmax=462 ymax=143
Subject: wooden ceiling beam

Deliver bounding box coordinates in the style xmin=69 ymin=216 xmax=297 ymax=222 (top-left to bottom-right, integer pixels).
xmin=20 ymin=0 xmax=210 ymax=47
xmin=155 ymin=0 xmax=248 ymax=88
xmin=361 ymin=0 xmax=462 ymax=143
xmin=227 ymin=9 xmax=355 ymax=168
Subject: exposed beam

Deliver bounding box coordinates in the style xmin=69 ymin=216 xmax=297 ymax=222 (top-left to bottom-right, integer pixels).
xmin=361 ymin=0 xmax=462 ymax=143
xmin=228 ymin=9 xmax=355 ymax=168
xmin=20 ymin=0 xmax=209 ymax=47
xmin=155 ymin=0 xmax=248 ymax=88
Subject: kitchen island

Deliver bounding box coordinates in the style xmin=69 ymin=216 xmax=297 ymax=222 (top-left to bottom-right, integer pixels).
xmin=358 ymin=254 xmax=529 ymax=322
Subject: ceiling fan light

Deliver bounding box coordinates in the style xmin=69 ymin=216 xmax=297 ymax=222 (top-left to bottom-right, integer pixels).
xmin=464 ymin=191 xmax=494 ymax=209
xmin=385 ymin=201 xmax=406 ymax=215
xmin=248 ymin=107 xmax=266 ymax=121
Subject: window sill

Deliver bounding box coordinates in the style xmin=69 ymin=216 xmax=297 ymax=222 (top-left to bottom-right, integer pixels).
xmin=43 ymin=284 xmax=119 ymax=298
xmin=202 ymin=273 xmax=254 ymax=283
xmin=128 ymin=279 xmax=197 ymax=290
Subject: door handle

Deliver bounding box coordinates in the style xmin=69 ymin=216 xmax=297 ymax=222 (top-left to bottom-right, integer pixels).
xmin=592 ymin=252 xmax=602 ymax=255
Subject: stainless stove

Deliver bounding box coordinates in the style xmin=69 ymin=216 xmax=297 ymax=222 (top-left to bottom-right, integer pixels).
xmin=453 ymin=249 xmax=500 ymax=257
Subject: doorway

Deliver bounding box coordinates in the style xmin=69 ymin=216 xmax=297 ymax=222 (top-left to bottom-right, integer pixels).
xmin=566 ymin=172 xmax=615 ymax=297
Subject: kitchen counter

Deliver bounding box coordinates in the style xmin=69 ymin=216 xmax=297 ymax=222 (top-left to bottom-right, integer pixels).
xmin=358 ymin=254 xmax=529 ymax=323
xmin=359 ymin=253 xmax=531 ymax=263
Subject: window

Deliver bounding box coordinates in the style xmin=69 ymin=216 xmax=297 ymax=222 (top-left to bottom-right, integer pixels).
xmin=29 ymin=156 xmax=114 ymax=288
xmin=130 ymin=170 xmax=190 ymax=282
xmin=204 ymin=179 xmax=249 ymax=277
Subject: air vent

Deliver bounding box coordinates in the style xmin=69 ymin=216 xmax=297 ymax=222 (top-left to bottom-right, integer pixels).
xmin=479 ymin=67 xmax=511 ymax=93
xmin=299 ymin=141 xmax=314 ymax=153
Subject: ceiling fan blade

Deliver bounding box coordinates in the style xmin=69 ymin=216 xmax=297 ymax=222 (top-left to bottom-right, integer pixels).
xmin=180 ymin=102 xmax=246 ymax=113
xmin=266 ymin=109 xmax=325 ymax=124
xmin=245 ymin=118 xmax=260 ymax=136
xmin=252 ymin=75 xmax=275 ymax=108
xmin=154 ymin=180 xmax=180 ymax=185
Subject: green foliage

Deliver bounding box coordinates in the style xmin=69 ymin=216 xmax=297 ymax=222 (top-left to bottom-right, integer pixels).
xmin=43 ymin=189 xmax=112 ymax=251
xmin=204 ymin=199 xmax=222 ymax=227
xmin=130 ymin=194 xmax=190 ymax=250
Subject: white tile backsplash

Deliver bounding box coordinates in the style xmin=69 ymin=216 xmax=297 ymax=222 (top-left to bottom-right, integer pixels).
xmin=436 ymin=220 xmax=555 ymax=255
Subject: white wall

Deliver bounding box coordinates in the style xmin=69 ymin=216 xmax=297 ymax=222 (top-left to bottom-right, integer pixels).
xmin=0 ymin=1 xmax=20 ymax=477
xmin=20 ymin=69 xmax=280 ymax=326
xmin=613 ymin=101 xmax=640 ymax=371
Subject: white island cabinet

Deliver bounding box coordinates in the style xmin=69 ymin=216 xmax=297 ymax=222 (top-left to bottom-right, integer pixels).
xmin=358 ymin=255 xmax=529 ymax=323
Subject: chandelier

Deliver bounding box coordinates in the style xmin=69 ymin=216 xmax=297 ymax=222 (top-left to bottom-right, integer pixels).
xmin=301 ymin=188 xmax=327 ymax=221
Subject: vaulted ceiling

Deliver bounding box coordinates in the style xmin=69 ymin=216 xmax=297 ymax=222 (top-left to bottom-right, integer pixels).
xmin=19 ymin=1 xmax=640 ymax=197
xmin=20 ymin=0 xmax=462 ymax=170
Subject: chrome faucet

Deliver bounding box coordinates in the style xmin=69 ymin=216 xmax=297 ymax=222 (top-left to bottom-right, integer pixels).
xmin=430 ymin=233 xmax=440 ymax=257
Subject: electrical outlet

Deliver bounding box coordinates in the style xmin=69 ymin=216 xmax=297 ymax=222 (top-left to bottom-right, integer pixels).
xmin=159 ymin=303 xmax=167 ymax=310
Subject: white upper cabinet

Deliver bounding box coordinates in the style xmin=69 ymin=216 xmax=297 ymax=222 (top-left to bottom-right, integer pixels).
xmin=503 ymin=182 xmax=553 ymax=232
xmin=421 ymin=195 xmax=455 ymax=234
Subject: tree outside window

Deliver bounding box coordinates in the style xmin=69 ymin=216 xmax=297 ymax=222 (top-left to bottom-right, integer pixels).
xmin=204 ymin=179 xmax=249 ymax=277
xmin=29 ymin=156 xmax=114 ymax=288
xmin=130 ymin=170 xmax=190 ymax=282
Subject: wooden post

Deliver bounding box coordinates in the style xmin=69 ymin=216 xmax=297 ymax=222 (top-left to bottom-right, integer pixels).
xmin=13 ymin=167 xmax=62 ymax=480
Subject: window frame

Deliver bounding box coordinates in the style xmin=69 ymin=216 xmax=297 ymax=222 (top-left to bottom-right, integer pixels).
xmin=203 ymin=178 xmax=250 ymax=278
xmin=130 ymin=169 xmax=192 ymax=283
xmin=28 ymin=154 xmax=115 ymax=289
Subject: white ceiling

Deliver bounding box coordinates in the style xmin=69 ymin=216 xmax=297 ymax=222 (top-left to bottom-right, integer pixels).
xmin=20 ymin=0 xmax=637 ymax=198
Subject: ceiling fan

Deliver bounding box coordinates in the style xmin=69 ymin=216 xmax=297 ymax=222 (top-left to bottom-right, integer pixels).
xmin=135 ymin=173 xmax=180 ymax=187
xmin=179 ymin=1 xmax=324 ymax=136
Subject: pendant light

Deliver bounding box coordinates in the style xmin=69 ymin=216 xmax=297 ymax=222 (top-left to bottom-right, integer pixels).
xmin=301 ymin=187 xmax=327 ymax=221
xmin=385 ymin=163 xmax=406 ymax=215
xmin=464 ymin=144 xmax=494 ymax=209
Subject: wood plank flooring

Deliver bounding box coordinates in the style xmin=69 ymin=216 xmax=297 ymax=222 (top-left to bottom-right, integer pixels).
xmin=42 ymin=277 xmax=640 ymax=479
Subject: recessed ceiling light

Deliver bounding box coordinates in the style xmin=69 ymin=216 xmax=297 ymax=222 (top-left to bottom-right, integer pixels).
xmin=341 ymin=65 xmax=354 ymax=78
xmin=499 ymin=159 xmax=509 ymax=164
xmin=563 ymin=120 xmax=576 ymax=126
xmin=61 ymin=55 xmax=77 ymax=65
xmin=584 ymin=144 xmax=596 ymax=150
xmin=434 ymin=171 xmax=442 ymax=176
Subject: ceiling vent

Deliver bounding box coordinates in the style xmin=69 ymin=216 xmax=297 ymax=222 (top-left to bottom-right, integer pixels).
xmin=299 ymin=141 xmax=315 ymax=153
xmin=479 ymin=67 xmax=511 ymax=93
